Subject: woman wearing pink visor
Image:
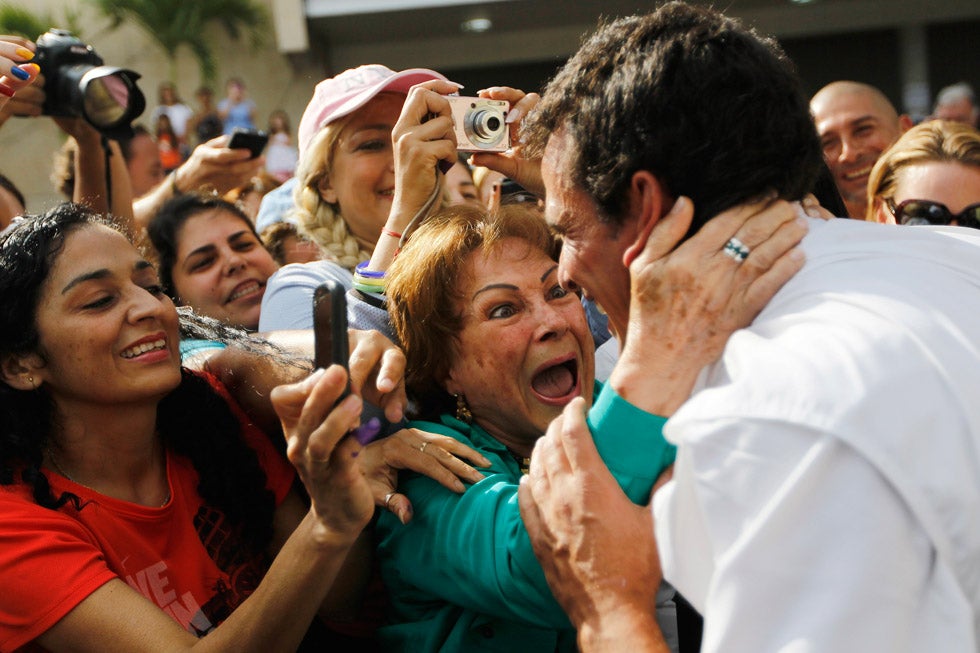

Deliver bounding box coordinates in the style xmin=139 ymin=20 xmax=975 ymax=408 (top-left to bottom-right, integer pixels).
xmin=259 ymin=63 xmax=536 ymax=332
xmin=292 ymin=65 xmax=452 ymax=266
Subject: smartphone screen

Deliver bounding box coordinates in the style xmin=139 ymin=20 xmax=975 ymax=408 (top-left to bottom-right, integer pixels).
xmin=313 ymin=281 xmax=350 ymax=400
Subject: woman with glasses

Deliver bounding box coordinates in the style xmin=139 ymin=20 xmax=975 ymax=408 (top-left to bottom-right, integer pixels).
xmin=866 ymin=120 xmax=980 ymax=228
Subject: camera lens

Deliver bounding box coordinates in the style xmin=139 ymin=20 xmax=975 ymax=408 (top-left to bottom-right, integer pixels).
xmin=472 ymin=111 xmax=502 ymax=140
xmin=460 ymin=98 xmax=508 ymax=151
xmin=81 ymin=70 xmax=140 ymax=129
xmin=467 ymin=108 xmax=504 ymax=145
xmin=36 ymin=30 xmax=146 ymax=139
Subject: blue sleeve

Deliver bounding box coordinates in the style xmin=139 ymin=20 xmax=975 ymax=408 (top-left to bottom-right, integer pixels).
xmin=258 ymin=261 xmax=353 ymax=331
xmin=378 ymin=390 xmax=674 ymax=629
xmin=376 ymin=424 xmax=572 ymax=629
xmin=587 ymin=382 xmax=676 ymax=504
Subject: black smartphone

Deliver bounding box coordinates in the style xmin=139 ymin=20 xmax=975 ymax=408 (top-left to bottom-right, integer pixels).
xmin=227 ymin=127 xmax=269 ymax=159
xmin=313 ymin=281 xmax=351 ymax=400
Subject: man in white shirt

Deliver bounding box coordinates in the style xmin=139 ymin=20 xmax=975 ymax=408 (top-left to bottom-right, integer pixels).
xmin=515 ymin=3 xmax=980 ymax=652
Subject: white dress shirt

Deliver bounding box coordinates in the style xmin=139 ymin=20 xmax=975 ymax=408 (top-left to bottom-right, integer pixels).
xmin=655 ymin=217 xmax=980 ymax=652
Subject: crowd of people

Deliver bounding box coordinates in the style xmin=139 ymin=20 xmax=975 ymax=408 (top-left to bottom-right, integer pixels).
xmin=1 ymin=3 xmax=980 ymax=651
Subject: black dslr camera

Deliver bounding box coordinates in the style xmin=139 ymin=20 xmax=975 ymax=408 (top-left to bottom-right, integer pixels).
xmin=34 ymin=29 xmax=146 ymax=139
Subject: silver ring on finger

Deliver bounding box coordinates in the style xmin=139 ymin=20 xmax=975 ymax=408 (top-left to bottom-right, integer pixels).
xmin=722 ymin=236 xmax=750 ymax=263
xmin=419 ymin=441 xmax=429 ymax=454
xmin=384 ymin=492 xmax=396 ymax=510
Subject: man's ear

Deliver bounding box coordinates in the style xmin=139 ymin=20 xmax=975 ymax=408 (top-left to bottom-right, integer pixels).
xmin=622 ymin=170 xmax=671 ymax=268
xmin=317 ymin=176 xmax=338 ymax=205
xmin=898 ymin=114 xmax=914 ymax=133
xmin=0 ymin=354 xmax=44 ymax=391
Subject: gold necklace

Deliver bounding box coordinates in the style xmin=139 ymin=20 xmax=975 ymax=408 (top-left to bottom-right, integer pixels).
xmin=47 ymin=446 xmax=171 ymax=507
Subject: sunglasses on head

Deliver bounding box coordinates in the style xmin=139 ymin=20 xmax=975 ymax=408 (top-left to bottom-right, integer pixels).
xmin=886 ymin=198 xmax=980 ymax=229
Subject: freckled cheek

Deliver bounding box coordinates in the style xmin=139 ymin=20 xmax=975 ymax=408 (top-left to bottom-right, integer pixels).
xmin=60 ymin=336 xmax=105 ymax=367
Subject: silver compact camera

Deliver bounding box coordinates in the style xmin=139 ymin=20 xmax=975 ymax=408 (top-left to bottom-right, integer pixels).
xmin=448 ymin=96 xmax=510 ymax=152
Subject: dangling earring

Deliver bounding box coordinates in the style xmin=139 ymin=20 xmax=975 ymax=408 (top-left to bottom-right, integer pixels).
xmin=27 ymin=375 xmax=36 ymax=389
xmin=454 ymin=394 xmax=472 ymax=423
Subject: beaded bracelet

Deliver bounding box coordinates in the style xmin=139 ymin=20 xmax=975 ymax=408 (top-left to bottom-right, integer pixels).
xmin=353 ymin=274 xmax=385 ymax=289
xmin=354 ymin=260 xmax=386 ymax=279
xmin=353 ymin=280 xmax=385 ymax=295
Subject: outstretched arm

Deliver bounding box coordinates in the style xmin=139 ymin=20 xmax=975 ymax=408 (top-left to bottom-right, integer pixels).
xmin=34 ymin=367 xmax=374 ymax=653
xmin=520 ymin=397 xmax=671 ymax=653
xmin=133 ymin=135 xmax=262 ymax=228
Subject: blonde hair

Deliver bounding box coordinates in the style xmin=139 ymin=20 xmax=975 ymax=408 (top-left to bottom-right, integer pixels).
xmin=866 ymin=120 xmax=980 ymax=221
xmin=289 ymin=115 xmax=369 ymax=270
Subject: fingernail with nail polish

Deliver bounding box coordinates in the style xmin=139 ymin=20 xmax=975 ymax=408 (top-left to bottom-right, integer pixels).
xmin=10 ymin=66 xmax=29 ymax=81
xmin=15 ymin=48 xmax=34 ymax=61
xmin=353 ymin=417 xmax=382 ymax=445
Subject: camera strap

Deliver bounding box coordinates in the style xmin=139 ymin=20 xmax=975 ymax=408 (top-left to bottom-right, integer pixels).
xmin=101 ymin=135 xmax=114 ymax=211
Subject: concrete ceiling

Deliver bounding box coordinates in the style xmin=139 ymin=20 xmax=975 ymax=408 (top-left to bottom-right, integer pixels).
xmin=301 ymin=0 xmax=980 ymax=73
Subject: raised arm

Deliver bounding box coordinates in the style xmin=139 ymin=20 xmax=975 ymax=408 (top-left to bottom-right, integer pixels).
xmin=367 ymin=79 xmax=461 ymax=273
xmin=133 ymin=135 xmax=263 ymax=228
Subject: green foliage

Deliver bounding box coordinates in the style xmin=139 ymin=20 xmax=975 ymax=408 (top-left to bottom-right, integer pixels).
xmin=86 ymin=0 xmax=270 ymax=86
xmin=0 ymin=3 xmax=82 ymax=40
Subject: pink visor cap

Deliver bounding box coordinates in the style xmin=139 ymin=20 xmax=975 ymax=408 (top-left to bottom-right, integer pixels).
xmin=297 ymin=64 xmax=448 ymax=157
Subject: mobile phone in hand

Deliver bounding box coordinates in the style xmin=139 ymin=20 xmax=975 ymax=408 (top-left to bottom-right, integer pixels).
xmin=227 ymin=127 xmax=269 ymax=159
xmin=313 ymin=280 xmax=350 ymax=401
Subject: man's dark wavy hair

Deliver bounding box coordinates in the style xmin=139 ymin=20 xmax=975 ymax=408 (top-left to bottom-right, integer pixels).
xmin=524 ymin=1 xmax=824 ymax=234
xmin=0 ymin=203 xmax=275 ymax=555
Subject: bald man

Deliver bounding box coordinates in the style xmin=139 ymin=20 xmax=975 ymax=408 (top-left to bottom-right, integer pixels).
xmin=811 ymin=81 xmax=912 ymax=219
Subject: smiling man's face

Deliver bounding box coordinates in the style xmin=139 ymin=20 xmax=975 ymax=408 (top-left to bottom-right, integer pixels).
xmin=811 ymin=85 xmax=906 ymax=216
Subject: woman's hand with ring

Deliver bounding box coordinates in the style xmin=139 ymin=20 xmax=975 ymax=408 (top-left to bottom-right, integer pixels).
xmin=358 ymin=428 xmax=490 ymax=524
xmin=611 ymin=193 xmax=807 ymax=417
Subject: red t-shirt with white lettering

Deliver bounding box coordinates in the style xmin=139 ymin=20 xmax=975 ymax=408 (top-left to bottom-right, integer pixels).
xmin=0 ymin=372 xmax=294 ymax=652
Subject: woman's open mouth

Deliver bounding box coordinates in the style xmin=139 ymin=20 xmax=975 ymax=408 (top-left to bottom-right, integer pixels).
xmin=530 ymin=357 xmax=580 ymax=405
xmin=226 ymin=279 xmax=263 ymax=304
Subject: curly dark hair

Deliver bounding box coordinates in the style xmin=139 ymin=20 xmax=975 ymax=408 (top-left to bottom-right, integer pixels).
xmin=147 ymin=192 xmax=263 ymax=300
xmin=523 ymin=1 xmax=823 ymax=235
xmin=0 ymin=203 xmax=275 ymax=554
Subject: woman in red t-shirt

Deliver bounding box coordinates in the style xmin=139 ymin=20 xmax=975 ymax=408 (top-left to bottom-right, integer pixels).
xmin=0 ymin=203 xmax=376 ymax=652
